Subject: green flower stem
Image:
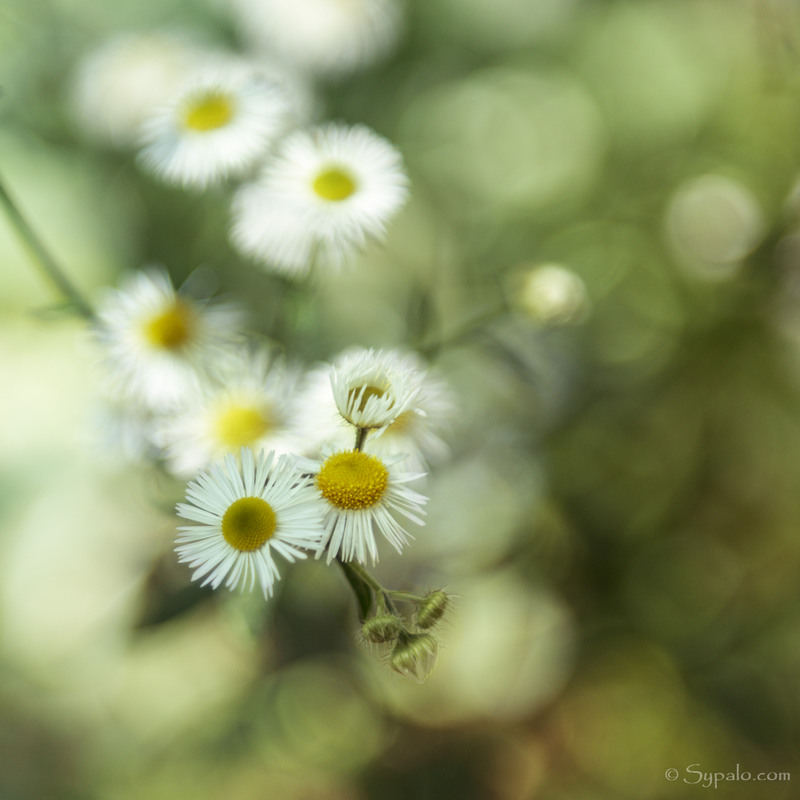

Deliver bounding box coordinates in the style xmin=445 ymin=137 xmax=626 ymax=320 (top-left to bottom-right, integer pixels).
xmin=386 ymin=590 xmax=426 ymax=604
xmin=346 ymin=561 xmax=384 ymax=593
xmin=354 ymin=427 xmax=369 ymax=451
xmin=335 ymin=558 xmax=375 ymax=621
xmin=336 ymin=558 xmax=401 ymax=619
xmin=0 ymin=174 xmax=94 ymax=319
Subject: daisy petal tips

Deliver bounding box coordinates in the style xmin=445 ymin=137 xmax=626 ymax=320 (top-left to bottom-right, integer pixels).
xmin=175 ymin=448 xmax=325 ymax=599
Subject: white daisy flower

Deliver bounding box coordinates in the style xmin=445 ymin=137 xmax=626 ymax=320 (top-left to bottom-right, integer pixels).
xmin=227 ymin=0 xmax=403 ymax=77
xmin=94 ymin=268 xmax=242 ymax=411
xmin=138 ymin=65 xmax=292 ymax=189
xmin=302 ymin=449 xmax=426 ymax=564
xmin=230 ymin=123 xmax=409 ymax=277
xmin=330 ymin=347 xmax=421 ymax=431
xmin=296 ymin=350 xmax=454 ymax=471
xmin=155 ymin=346 xmax=303 ymax=477
xmin=176 ymin=449 xmax=325 ymax=598
xmin=69 ymin=31 xmax=204 ymax=147
xmin=181 ymin=49 xmax=318 ymax=129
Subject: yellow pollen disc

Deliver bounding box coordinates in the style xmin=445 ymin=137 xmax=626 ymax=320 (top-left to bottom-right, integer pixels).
xmin=214 ymin=404 xmax=271 ymax=449
xmin=142 ymin=300 xmax=195 ymax=351
xmin=221 ymin=496 xmax=276 ymax=552
xmin=313 ymin=167 xmax=357 ymax=201
xmin=183 ymin=92 xmax=235 ymax=132
xmin=316 ymin=451 xmax=389 ymax=511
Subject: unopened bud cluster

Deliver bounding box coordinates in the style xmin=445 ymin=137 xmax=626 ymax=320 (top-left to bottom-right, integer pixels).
xmin=359 ymin=588 xmax=450 ymax=683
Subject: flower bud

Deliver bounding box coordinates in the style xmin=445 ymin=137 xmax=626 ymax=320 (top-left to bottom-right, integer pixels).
xmin=361 ymin=613 xmax=403 ymax=643
xmin=508 ymin=263 xmax=589 ymax=325
xmin=390 ymin=633 xmax=439 ymax=683
xmin=415 ymin=590 xmax=449 ymax=629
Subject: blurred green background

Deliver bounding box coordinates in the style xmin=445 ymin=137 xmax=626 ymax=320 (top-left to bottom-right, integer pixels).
xmin=3 ymin=0 xmax=800 ymax=797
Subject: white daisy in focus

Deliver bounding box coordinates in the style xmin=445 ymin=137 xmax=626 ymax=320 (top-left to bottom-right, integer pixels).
xmin=69 ymin=31 xmax=203 ymax=147
xmin=228 ymin=0 xmax=402 ymax=77
xmin=176 ymin=449 xmax=324 ymax=598
xmin=297 ymin=350 xmax=454 ymax=471
xmin=95 ymin=268 xmax=242 ymax=411
xmin=331 ymin=347 xmax=420 ymax=431
xmin=301 ymin=449 xmax=426 ymax=564
xmin=138 ymin=66 xmax=292 ymax=189
xmin=230 ymin=123 xmax=408 ymax=277
xmin=155 ymin=346 xmax=303 ymax=477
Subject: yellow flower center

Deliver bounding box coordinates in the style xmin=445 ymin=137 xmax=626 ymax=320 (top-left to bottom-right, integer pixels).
xmin=142 ymin=300 xmax=195 ymax=351
xmin=183 ymin=91 xmax=235 ymax=132
xmin=313 ymin=167 xmax=357 ymax=201
xmin=221 ymin=496 xmax=276 ymax=552
xmin=214 ymin=404 xmax=272 ymax=449
xmin=316 ymin=451 xmax=389 ymax=511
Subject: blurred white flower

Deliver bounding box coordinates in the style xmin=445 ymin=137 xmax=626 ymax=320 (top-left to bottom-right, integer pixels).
xmin=138 ymin=66 xmax=292 ymax=189
xmin=228 ymin=0 xmax=403 ymax=77
xmin=293 ymin=363 xmax=355 ymax=454
xmin=69 ymin=31 xmax=204 ymax=147
xmin=94 ymin=268 xmax=242 ymax=411
xmin=298 ymin=349 xmax=454 ymax=471
xmin=230 ymin=123 xmax=408 ymax=277
xmin=154 ymin=346 xmax=303 ymax=477
xmin=176 ymin=449 xmax=325 ymax=598
xmin=300 ymin=449 xmax=426 ymax=564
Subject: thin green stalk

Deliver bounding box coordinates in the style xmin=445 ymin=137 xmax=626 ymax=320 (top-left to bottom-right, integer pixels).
xmin=349 ymin=562 xmax=401 ymax=616
xmin=354 ymin=427 xmax=369 ymax=451
xmin=335 ymin=558 xmax=375 ymax=621
xmin=0 ymin=175 xmax=93 ymax=319
xmin=418 ymin=300 xmax=508 ymax=358
xmin=336 ymin=559 xmax=402 ymax=618
xmin=386 ymin=590 xmax=426 ymax=604
xmin=345 ymin=560 xmax=383 ymax=593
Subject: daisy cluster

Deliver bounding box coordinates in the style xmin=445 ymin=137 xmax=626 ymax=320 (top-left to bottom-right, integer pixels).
xmin=75 ymin=1 xmax=452 ymax=678
xmin=70 ymin=1 xmax=408 ymax=278
xmin=92 ymin=267 xmax=454 ymax=604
